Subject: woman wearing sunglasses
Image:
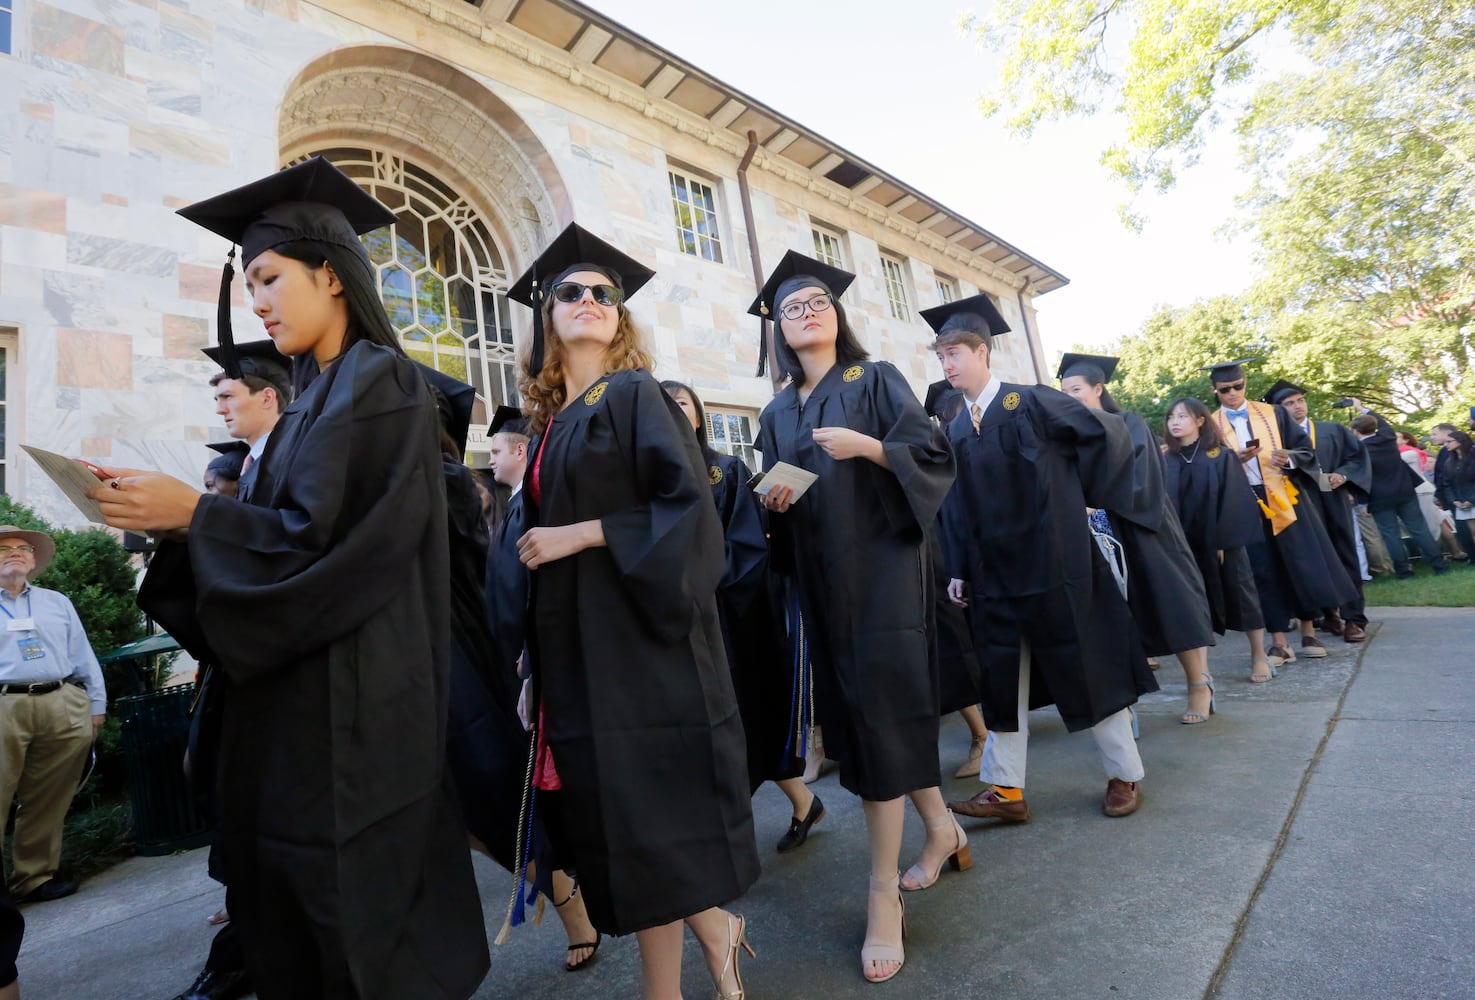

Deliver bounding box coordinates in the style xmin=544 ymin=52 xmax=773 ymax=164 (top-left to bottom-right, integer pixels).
xmin=751 ymin=251 xmax=960 ymax=984
xmin=510 ymin=225 xmax=759 ymax=1000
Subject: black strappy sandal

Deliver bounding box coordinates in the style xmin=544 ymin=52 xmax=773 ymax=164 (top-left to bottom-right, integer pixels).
xmin=555 ymin=882 xmax=601 ymax=972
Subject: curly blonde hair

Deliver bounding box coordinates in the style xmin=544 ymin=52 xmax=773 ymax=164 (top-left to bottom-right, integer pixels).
xmin=519 ymin=296 xmax=654 ymax=434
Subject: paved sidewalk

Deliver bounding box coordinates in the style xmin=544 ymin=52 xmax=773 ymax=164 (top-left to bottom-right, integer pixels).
xmin=14 ymin=606 xmax=1470 ymax=998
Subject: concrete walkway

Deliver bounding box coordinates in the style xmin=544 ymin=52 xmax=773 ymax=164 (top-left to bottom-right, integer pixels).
xmin=14 ymin=606 xmax=1471 ymax=999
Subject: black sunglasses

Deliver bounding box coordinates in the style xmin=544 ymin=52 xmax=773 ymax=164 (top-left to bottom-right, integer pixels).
xmin=552 ymin=281 xmax=623 ymax=307
xmin=1215 ymin=381 xmax=1247 ymax=395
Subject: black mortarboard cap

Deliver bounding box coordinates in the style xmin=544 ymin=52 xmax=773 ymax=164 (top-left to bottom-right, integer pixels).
xmin=417 ymin=364 xmax=476 ymax=459
xmin=1057 ymin=352 xmax=1120 ymax=383
xmin=487 ymin=405 xmax=528 ymax=438
xmin=920 ymin=293 xmax=1011 ymax=341
xmin=204 ymin=441 xmax=248 ymax=480
xmin=1199 ymin=357 xmax=1259 ymax=383
xmin=206 ymin=440 xmax=249 ymax=456
xmin=176 ymin=156 xmax=396 ymax=381
xmin=1262 ymin=378 xmax=1307 ymax=405
xmin=201 ymin=338 xmax=292 ymax=390
xmin=507 ymin=223 xmax=655 ymax=378
xmin=747 ymin=250 xmax=857 ymax=377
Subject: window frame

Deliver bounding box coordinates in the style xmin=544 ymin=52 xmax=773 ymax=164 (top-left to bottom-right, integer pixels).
xmin=934 ymin=273 xmax=960 ymax=305
xmin=879 ymin=253 xmax=911 ymax=321
xmin=0 ymin=330 xmax=17 ymax=497
xmin=668 ymin=167 xmax=725 ymax=264
xmin=705 ymin=404 xmax=760 ymax=471
xmin=0 ymin=0 xmax=13 ymax=57
xmin=810 ymin=224 xmax=846 ymax=270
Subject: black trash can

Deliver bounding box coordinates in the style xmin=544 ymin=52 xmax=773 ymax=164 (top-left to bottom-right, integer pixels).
xmin=115 ymin=683 xmax=211 ymax=857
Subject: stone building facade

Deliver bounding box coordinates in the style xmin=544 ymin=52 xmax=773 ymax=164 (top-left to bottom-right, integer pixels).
xmin=0 ymin=0 xmax=1066 ymax=527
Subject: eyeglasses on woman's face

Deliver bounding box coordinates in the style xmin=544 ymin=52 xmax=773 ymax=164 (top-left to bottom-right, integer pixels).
xmin=551 ymin=281 xmax=624 ymax=307
xmin=779 ymin=293 xmax=834 ymax=321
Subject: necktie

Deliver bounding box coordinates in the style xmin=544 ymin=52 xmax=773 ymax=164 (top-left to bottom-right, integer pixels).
xmin=241 ymin=453 xmax=255 ymax=475
xmin=970 ymin=403 xmax=982 ymax=433
xmin=1224 ymin=408 xmax=1247 ymax=421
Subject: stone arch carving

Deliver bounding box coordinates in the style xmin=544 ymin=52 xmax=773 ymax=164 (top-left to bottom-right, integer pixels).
xmin=278 ymin=45 xmax=572 ymax=268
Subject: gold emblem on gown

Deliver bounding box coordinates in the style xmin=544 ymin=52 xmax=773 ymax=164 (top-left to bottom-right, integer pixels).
xmin=584 ymin=381 xmax=608 ymax=406
xmin=842 ymin=365 xmax=864 ymax=383
xmin=1206 ymin=447 xmax=1221 ymax=458
xmin=709 ymin=465 xmax=723 ymax=485
xmin=1002 ymin=391 xmax=1020 ymax=411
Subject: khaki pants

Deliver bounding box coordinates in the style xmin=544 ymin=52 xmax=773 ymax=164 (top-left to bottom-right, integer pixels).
xmin=1 ymin=684 xmax=93 ymax=896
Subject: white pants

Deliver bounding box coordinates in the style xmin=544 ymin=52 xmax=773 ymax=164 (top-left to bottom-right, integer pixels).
xmin=978 ymin=639 xmax=1146 ymax=788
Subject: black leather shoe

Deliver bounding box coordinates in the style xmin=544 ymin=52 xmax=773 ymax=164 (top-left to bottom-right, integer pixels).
xmin=18 ymin=878 xmax=77 ymax=903
xmin=169 ymin=969 xmax=251 ymax=1000
xmin=776 ymin=795 xmax=824 ymax=853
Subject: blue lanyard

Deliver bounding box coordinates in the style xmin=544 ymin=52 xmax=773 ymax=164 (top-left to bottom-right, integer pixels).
xmin=0 ymin=592 xmax=33 ymax=621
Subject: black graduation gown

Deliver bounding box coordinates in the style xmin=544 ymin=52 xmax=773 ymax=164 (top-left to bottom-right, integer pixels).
xmin=138 ymin=343 xmax=489 ymax=1000
xmin=941 ymin=383 xmax=1157 ymax=733
xmin=525 ymin=368 xmax=758 ymax=936
xmin=931 ymin=514 xmax=982 ymax=715
xmin=1308 ymin=418 xmax=1371 ymax=622
xmin=708 ymin=451 xmax=803 ymax=790
xmin=1163 ymin=441 xmax=1265 ymax=634
xmin=1218 ymin=404 xmax=1358 ymax=618
xmin=1102 ymin=411 xmax=1216 ymax=656
xmin=756 ymin=360 xmax=955 ymax=801
xmin=484 ymin=486 xmax=529 ymax=684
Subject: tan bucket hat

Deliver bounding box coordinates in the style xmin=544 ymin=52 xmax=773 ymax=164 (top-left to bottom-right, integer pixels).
xmin=0 ymin=526 xmax=56 ymax=577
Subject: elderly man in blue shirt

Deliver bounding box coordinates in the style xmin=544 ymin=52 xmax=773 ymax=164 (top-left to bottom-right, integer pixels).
xmin=0 ymin=525 xmax=107 ymax=904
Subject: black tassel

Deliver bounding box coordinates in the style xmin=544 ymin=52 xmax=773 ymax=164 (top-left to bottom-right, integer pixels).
xmin=755 ymin=311 xmax=768 ymax=378
xmin=528 ymin=277 xmax=546 ymax=376
xmin=216 ymin=248 xmax=241 ymax=379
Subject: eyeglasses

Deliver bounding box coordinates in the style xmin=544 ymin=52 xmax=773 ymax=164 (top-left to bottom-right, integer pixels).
xmin=551 ymin=281 xmax=624 ymax=307
xmin=0 ymin=545 xmax=35 ymax=555
xmin=1214 ymin=381 xmax=1247 ymax=395
xmin=779 ymin=294 xmax=834 ymax=321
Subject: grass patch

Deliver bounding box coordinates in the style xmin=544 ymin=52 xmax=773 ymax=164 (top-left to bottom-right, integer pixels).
xmin=1365 ymin=563 xmax=1475 ymax=607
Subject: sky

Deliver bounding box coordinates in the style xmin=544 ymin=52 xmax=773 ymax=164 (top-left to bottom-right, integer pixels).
xmin=589 ymin=0 xmax=1259 ymax=361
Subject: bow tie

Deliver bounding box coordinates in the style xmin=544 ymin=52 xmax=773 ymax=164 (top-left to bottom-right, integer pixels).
xmin=1223 ymin=408 xmax=1248 ymax=420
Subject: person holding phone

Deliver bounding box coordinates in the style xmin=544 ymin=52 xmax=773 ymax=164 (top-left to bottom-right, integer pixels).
xmin=1203 ymin=360 xmax=1358 ymax=665
xmin=752 ymin=251 xmax=960 ymax=984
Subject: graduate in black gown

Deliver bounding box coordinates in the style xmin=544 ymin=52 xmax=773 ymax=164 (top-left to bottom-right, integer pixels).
xmin=1262 ymin=380 xmax=1372 ymax=643
xmin=923 ymin=381 xmax=990 ymax=778
xmin=661 ymin=381 xmax=820 ymax=855
xmin=203 ymin=441 xmax=247 ymax=497
xmin=1162 ymin=398 xmax=1273 ymax=681
xmin=932 ymin=297 xmax=1156 ymax=826
xmin=508 ymin=224 xmax=758 ymax=1000
xmin=751 ymin=251 xmax=964 ymax=985
xmin=89 ymin=158 xmax=489 ymax=1000
xmin=1203 ymin=360 xmax=1359 ymax=666
xmin=1059 ymin=354 xmax=1218 ymax=725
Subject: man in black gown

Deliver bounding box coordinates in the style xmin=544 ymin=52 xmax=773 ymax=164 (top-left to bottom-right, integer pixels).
xmin=934 ymin=295 xmax=1156 ymax=821
xmin=1262 ymin=380 xmax=1372 ymax=642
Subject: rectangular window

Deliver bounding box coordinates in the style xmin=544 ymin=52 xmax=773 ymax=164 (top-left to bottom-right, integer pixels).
xmin=935 ymin=274 xmax=959 ymax=304
xmin=706 ymin=406 xmax=759 ymax=471
xmin=0 ymin=0 xmax=12 ymax=56
xmin=880 ymin=254 xmax=910 ymax=321
xmin=669 ymin=170 xmax=723 ymax=263
xmin=811 ymin=226 xmax=845 ymax=269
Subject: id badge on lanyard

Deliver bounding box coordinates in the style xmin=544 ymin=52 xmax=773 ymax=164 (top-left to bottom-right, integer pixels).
xmin=1 ymin=594 xmax=45 ymax=660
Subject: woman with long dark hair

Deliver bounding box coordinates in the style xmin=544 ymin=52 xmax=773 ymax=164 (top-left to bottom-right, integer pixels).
xmin=1439 ymin=430 xmax=1475 ymax=558
xmin=88 ymin=158 xmax=489 ymax=999
xmin=510 ymin=224 xmax=758 ymax=1000
xmin=1059 ymin=355 xmax=1218 ymax=724
xmin=661 ymin=379 xmax=821 ymax=853
xmin=752 ymin=250 xmax=963 ymax=984
xmin=1162 ymin=397 xmax=1273 ymax=680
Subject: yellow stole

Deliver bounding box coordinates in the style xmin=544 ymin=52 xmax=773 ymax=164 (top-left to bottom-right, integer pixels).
xmin=1214 ymin=401 xmax=1300 ymax=535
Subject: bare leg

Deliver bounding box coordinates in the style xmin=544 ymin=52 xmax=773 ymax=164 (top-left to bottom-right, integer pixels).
xmin=1176 ymin=647 xmax=1212 ymax=718
xmin=686 ymin=906 xmax=748 ymax=997
xmin=861 ymin=797 xmax=905 ymax=982
xmin=551 ymin=869 xmax=599 ymax=968
xmin=954 ymin=705 xmax=988 ymax=778
xmin=776 ymin=776 xmax=814 ymax=821
xmin=899 ymin=787 xmax=968 ymax=890
xmin=0 ymin=979 xmax=16 ymax=1000
xmin=1247 ymin=628 xmax=1273 ymax=680
xmin=635 ymin=920 xmax=686 ymax=1000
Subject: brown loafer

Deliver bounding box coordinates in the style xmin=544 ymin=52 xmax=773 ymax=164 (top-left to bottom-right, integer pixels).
xmin=1102 ymin=779 xmax=1141 ymax=818
xmin=947 ymin=786 xmax=1030 ymax=822
xmin=1343 ymin=623 xmax=1367 ymax=643
xmin=1321 ymin=614 xmax=1346 ymax=636
xmin=1265 ymin=644 xmax=1296 ymax=667
xmin=1300 ymin=636 xmax=1328 ymax=658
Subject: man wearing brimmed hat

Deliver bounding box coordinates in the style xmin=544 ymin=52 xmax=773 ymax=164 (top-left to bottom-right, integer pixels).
xmin=0 ymin=526 xmax=107 ymax=904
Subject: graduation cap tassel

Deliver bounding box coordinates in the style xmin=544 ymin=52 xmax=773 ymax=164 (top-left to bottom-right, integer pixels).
xmin=496 ymin=730 xmax=540 ymax=947
xmin=528 ymin=280 xmax=546 ymax=377
xmin=781 ymin=589 xmax=814 ymax=765
xmin=755 ymin=313 xmax=768 ymax=379
xmin=216 ymin=248 xmax=241 ymax=379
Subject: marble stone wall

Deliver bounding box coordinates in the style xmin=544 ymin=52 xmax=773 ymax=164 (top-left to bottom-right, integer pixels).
xmin=0 ymin=0 xmax=1048 ymax=526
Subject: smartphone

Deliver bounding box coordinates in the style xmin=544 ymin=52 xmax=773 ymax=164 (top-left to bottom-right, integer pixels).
xmin=78 ymin=461 xmax=110 ymax=480
xmin=1244 ymin=439 xmax=1260 ymax=449
xmin=1333 ymin=398 xmax=1355 ymax=408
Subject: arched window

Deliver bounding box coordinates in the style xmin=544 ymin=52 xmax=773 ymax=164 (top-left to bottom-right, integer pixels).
xmin=303 ymin=148 xmax=517 ymax=452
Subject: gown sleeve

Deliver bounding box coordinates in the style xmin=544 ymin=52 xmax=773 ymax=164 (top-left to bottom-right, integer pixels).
xmin=1331 ymin=424 xmax=1373 ymax=497
xmin=870 ymin=363 xmax=956 ymax=533
xmin=1105 ymin=412 xmax=1167 ymax=532
xmin=754 ymin=409 xmax=795 ymax=577
xmin=599 ymin=373 xmax=725 ymax=644
xmin=1216 ymin=449 xmax=1266 ymax=550
xmin=717 ymin=457 xmax=768 ymax=595
xmin=182 ymin=345 xmax=442 ymax=683
xmin=1031 ymin=387 xmax=1136 ymax=512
